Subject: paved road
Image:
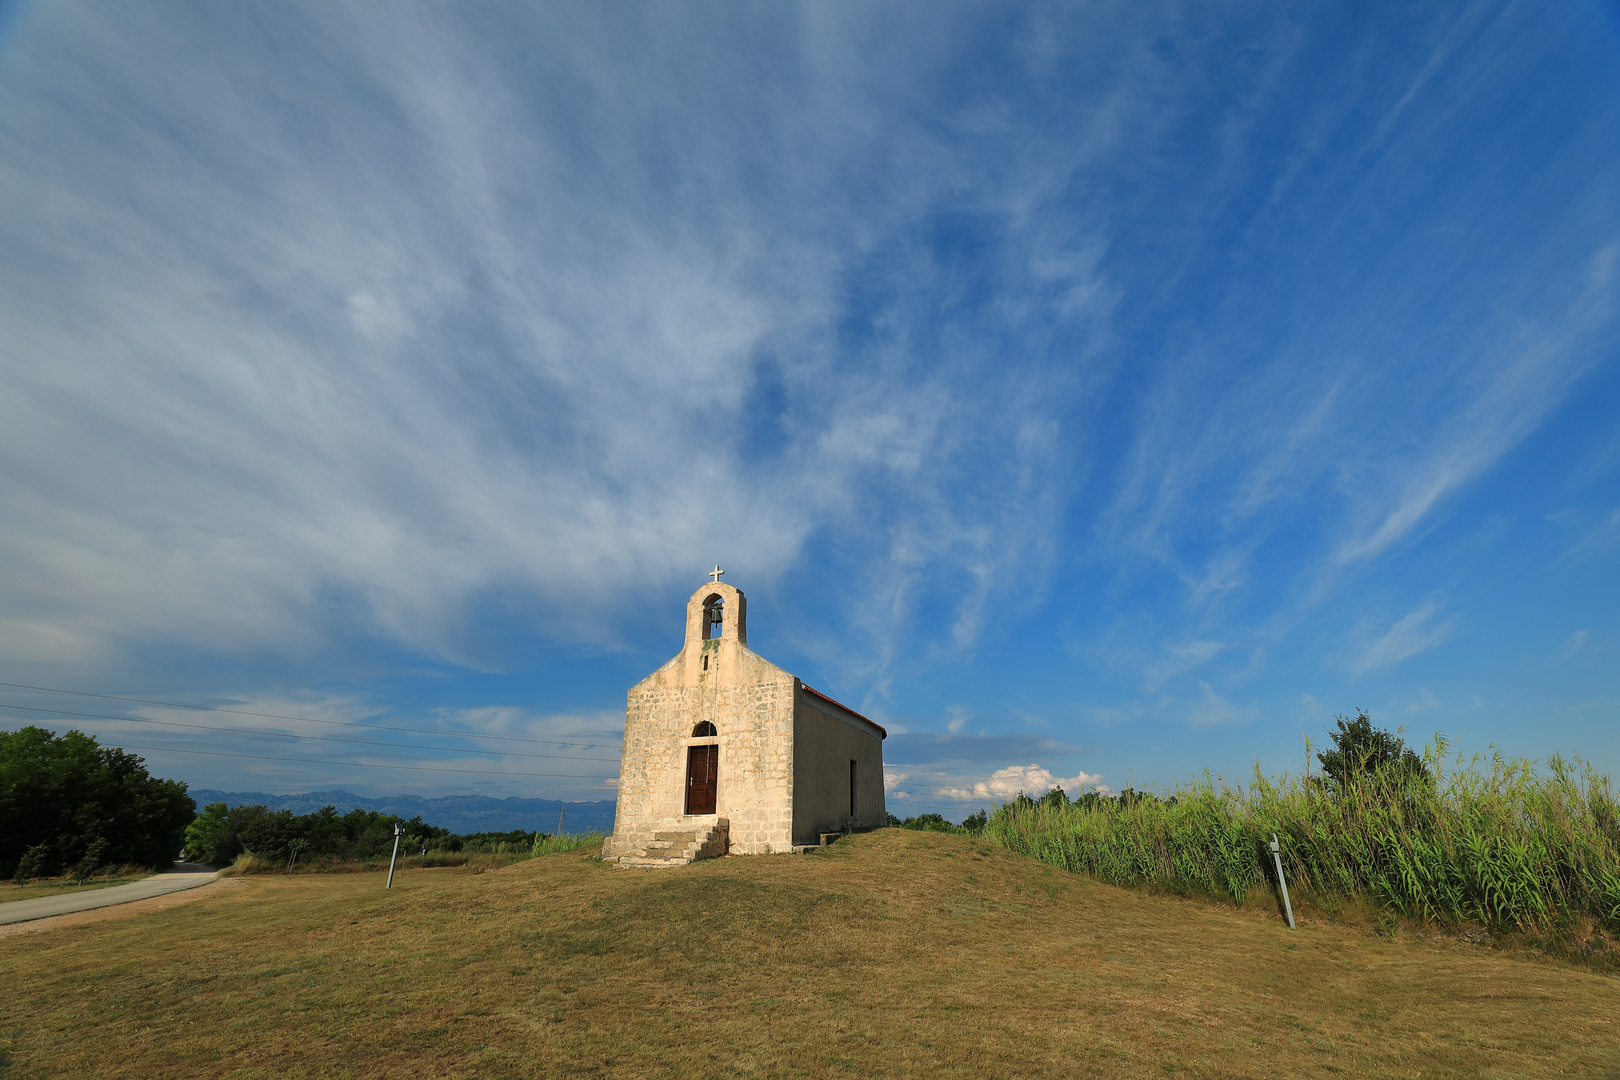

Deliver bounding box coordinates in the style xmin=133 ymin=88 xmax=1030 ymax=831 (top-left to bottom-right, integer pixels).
xmin=0 ymin=863 xmax=219 ymax=926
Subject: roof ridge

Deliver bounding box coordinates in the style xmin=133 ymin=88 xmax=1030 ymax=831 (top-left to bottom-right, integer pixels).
xmin=799 ymin=683 xmax=887 ymax=739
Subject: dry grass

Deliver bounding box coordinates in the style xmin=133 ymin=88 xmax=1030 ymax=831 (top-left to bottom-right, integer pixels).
xmin=222 ymin=851 xmax=530 ymax=876
xmin=1 ymin=867 xmax=154 ymax=904
xmin=2 ymin=829 xmax=1617 ymax=1079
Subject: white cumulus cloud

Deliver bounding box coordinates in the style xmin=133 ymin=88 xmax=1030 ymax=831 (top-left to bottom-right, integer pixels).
xmin=942 ymin=763 xmax=1107 ymax=801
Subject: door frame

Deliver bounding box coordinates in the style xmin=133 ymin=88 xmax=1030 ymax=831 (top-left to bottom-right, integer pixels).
xmin=684 ymin=742 xmax=719 ymax=816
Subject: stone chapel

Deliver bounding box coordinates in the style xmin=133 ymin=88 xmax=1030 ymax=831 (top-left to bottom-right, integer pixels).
xmin=603 ymin=570 xmax=887 ymax=866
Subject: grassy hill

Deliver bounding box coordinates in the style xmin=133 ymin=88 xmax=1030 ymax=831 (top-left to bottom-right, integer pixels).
xmin=3 ymin=829 xmax=1617 ymax=1078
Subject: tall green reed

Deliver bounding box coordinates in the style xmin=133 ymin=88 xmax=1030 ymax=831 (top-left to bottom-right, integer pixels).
xmin=982 ymin=743 xmax=1620 ymax=932
xmin=531 ymin=830 xmax=605 ymax=857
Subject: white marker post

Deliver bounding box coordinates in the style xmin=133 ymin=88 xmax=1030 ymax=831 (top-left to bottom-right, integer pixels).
xmin=386 ymin=822 xmax=403 ymax=890
xmin=1269 ymin=832 xmax=1295 ymax=929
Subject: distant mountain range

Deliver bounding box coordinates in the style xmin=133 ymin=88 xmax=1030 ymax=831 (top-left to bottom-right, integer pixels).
xmin=187 ymin=788 xmax=617 ymax=835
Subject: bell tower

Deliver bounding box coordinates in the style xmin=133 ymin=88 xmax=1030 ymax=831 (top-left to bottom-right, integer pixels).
xmin=683 ymin=576 xmax=747 ymax=648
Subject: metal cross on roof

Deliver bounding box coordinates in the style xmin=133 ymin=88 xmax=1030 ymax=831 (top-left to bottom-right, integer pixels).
xmin=708 ymin=565 xmax=725 ymax=583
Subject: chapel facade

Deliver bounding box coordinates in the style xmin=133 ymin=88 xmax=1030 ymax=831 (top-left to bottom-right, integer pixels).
xmin=603 ymin=572 xmax=887 ymax=865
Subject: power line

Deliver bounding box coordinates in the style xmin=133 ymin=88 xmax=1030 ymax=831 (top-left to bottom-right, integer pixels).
xmin=0 ymin=702 xmax=622 ymax=762
xmin=110 ymin=742 xmax=619 ymax=779
xmin=0 ymin=679 xmax=622 ymax=749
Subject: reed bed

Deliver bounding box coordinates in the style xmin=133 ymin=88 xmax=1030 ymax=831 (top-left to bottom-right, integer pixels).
xmin=530 ymin=830 xmax=605 ymax=857
xmin=983 ymin=745 xmax=1620 ymax=933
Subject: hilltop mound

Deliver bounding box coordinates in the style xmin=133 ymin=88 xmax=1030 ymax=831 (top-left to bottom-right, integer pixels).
xmin=3 ymin=829 xmax=1616 ymax=1078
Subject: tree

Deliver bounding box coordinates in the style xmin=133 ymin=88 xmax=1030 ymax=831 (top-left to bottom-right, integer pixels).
xmin=0 ymin=727 xmax=196 ymax=878
xmin=1116 ymin=787 xmax=1157 ymax=808
xmin=1316 ymin=710 xmax=1428 ymax=789
xmin=184 ymin=802 xmax=232 ymax=864
xmin=12 ymin=843 xmax=48 ymax=886
xmin=238 ymin=809 xmax=301 ymax=861
xmin=73 ymin=838 xmax=110 ymax=884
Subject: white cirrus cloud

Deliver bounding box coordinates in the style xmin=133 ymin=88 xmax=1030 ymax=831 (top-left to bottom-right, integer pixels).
xmin=1555 ymin=630 xmax=1589 ymax=663
xmin=1351 ymin=599 xmax=1458 ymax=674
xmin=1406 ymin=688 xmax=1440 ymax=713
xmin=1185 ymin=682 xmax=1259 ymax=728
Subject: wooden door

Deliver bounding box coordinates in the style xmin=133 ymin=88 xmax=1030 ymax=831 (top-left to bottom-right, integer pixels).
xmin=686 ymin=745 xmax=718 ymax=815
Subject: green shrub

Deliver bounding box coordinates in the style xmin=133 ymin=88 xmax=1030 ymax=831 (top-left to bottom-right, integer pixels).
xmin=885 ymin=810 xmax=991 ymax=835
xmin=187 ymin=803 xmax=463 ymax=866
xmin=207 ymin=818 xmax=603 ymax=872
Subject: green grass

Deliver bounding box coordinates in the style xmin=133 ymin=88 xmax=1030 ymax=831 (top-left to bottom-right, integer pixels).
xmin=984 ymin=743 xmax=1620 ymax=940
xmin=3 ymin=830 xmax=1617 ymax=1078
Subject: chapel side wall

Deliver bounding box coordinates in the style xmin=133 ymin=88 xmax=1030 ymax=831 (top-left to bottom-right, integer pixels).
xmin=606 ymin=637 xmax=798 ymax=857
xmin=791 ymin=692 xmax=887 ymax=845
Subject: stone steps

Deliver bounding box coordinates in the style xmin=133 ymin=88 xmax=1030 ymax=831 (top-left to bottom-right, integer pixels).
xmin=609 ymin=818 xmax=729 ymax=868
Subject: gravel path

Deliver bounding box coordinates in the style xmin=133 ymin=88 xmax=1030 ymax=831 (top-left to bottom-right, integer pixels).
xmin=0 ymin=863 xmax=219 ymax=927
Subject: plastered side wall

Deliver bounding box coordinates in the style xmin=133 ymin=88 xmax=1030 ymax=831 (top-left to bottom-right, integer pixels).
xmin=791 ymin=689 xmax=887 ymax=844
xmin=606 ymin=582 xmax=799 ymax=857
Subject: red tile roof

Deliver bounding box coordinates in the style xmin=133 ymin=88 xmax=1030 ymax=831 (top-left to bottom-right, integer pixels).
xmin=799 ymin=683 xmax=887 ymax=739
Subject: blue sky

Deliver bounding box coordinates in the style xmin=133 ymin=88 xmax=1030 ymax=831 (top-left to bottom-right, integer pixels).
xmin=1 ymin=1 xmax=1617 ymax=818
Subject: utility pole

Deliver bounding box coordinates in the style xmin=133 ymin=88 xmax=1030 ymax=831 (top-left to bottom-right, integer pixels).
xmin=555 ymin=805 xmax=565 ymax=838
xmin=1269 ymin=833 xmax=1295 ymax=929
xmin=386 ymin=822 xmax=403 ymax=890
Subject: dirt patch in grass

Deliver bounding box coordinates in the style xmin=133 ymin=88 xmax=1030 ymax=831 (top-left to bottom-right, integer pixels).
xmin=2 ymin=830 xmax=1617 ymax=1078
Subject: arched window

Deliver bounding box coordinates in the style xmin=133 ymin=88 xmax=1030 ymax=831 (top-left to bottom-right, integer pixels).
xmin=692 ymin=721 xmax=717 ymax=737
xmin=703 ymin=594 xmax=725 ymax=640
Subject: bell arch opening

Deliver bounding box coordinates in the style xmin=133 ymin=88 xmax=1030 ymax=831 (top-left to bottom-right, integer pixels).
xmin=702 ymin=594 xmax=725 ymax=639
